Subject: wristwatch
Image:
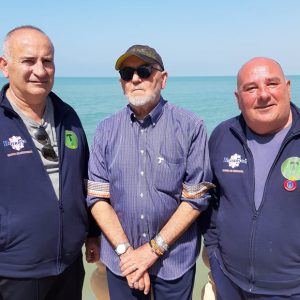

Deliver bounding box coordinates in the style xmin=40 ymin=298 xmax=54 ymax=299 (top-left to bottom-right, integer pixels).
xmin=115 ymin=242 xmax=131 ymax=256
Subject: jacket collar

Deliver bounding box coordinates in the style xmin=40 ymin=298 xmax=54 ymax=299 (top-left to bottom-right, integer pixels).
xmin=127 ymin=96 xmax=167 ymax=127
xmin=0 ymin=83 xmax=71 ymax=125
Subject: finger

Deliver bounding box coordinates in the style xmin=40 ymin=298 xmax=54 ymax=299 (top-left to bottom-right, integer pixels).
xmin=122 ymin=264 xmax=139 ymax=277
xmin=126 ymin=275 xmax=134 ymax=288
xmin=131 ymin=269 xmax=144 ymax=284
xmin=143 ymin=273 xmax=151 ymax=295
xmin=133 ymin=281 xmax=139 ymax=290
xmin=120 ymin=261 xmax=131 ymax=272
xmin=138 ymin=277 xmax=145 ymax=291
xmin=120 ymin=259 xmax=136 ymax=271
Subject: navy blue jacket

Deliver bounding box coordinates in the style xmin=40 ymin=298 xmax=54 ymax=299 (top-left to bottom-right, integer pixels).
xmin=0 ymin=84 xmax=97 ymax=278
xmin=205 ymin=103 xmax=300 ymax=295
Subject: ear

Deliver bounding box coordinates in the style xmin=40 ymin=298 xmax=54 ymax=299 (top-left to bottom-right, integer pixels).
xmin=119 ymin=77 xmax=126 ymax=95
xmin=234 ymin=91 xmax=242 ymax=110
xmin=286 ymin=79 xmax=291 ymax=100
xmin=0 ymin=56 xmax=9 ymax=78
xmin=161 ymin=71 xmax=168 ymax=89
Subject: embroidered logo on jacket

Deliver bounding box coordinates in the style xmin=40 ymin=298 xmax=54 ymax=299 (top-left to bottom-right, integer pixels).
xmin=222 ymin=153 xmax=247 ymax=173
xmin=3 ymin=136 xmax=26 ymax=151
xmin=65 ymin=130 xmax=78 ymax=149
xmin=3 ymin=136 xmax=32 ymax=157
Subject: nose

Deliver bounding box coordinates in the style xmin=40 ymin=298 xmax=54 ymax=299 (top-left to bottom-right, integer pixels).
xmin=32 ymin=61 xmax=48 ymax=78
xmin=257 ymin=85 xmax=271 ymax=100
xmin=131 ymin=71 xmax=142 ymax=83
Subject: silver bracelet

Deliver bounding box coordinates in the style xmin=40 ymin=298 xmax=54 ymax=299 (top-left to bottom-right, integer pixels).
xmin=154 ymin=233 xmax=169 ymax=252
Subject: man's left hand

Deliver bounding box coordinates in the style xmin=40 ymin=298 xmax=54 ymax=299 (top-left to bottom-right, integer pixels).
xmin=85 ymin=236 xmax=100 ymax=263
xmin=120 ymin=242 xmax=159 ymax=283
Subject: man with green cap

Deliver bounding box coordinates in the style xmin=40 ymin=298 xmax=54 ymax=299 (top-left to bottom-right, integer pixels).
xmin=87 ymin=44 xmax=213 ymax=300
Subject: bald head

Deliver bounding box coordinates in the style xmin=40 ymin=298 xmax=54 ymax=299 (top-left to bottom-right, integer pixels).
xmin=3 ymin=25 xmax=54 ymax=61
xmin=236 ymin=57 xmax=285 ymax=89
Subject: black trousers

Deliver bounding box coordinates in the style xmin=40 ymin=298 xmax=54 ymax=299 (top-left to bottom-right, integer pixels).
xmin=0 ymin=255 xmax=85 ymax=300
xmin=106 ymin=265 xmax=196 ymax=300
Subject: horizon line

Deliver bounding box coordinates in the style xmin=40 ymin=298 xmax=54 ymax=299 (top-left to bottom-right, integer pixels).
xmin=1 ymin=74 xmax=300 ymax=80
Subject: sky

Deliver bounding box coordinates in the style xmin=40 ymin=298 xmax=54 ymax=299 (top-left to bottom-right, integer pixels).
xmin=0 ymin=0 xmax=299 ymax=77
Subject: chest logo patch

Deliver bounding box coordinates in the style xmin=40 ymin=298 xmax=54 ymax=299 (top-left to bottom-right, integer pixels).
xmin=281 ymin=157 xmax=300 ymax=181
xmin=3 ymin=136 xmax=26 ymax=151
xmin=65 ymin=130 xmax=78 ymax=149
xmin=224 ymin=153 xmax=247 ymax=169
xmin=222 ymin=153 xmax=247 ymax=174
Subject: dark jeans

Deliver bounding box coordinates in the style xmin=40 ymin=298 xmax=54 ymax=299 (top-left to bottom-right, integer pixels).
xmin=0 ymin=255 xmax=85 ymax=300
xmin=106 ymin=265 xmax=196 ymax=300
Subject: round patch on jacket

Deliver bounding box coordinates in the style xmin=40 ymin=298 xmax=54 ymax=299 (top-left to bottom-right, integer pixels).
xmin=281 ymin=157 xmax=300 ymax=180
xmin=65 ymin=130 xmax=78 ymax=149
xmin=284 ymin=180 xmax=297 ymax=192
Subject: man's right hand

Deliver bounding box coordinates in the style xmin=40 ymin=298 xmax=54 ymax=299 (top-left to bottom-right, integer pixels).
xmin=126 ymin=270 xmax=151 ymax=295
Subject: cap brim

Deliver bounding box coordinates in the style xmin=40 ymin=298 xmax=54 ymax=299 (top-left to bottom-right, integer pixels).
xmin=115 ymin=53 xmax=132 ymax=70
xmin=115 ymin=53 xmax=158 ymax=70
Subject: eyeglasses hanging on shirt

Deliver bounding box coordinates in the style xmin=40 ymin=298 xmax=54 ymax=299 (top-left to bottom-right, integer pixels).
xmin=33 ymin=126 xmax=58 ymax=162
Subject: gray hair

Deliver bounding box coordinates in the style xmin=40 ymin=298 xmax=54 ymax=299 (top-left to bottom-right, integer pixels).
xmin=3 ymin=25 xmax=54 ymax=60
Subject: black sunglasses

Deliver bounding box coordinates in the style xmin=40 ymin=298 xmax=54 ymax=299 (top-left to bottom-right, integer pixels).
xmin=119 ymin=64 xmax=162 ymax=81
xmin=34 ymin=126 xmax=58 ymax=162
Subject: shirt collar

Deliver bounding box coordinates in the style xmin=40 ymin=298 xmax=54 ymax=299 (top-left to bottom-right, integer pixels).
xmin=127 ymin=97 xmax=166 ymax=127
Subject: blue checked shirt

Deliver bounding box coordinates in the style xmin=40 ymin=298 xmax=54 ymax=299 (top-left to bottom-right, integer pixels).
xmin=87 ymin=98 xmax=213 ymax=280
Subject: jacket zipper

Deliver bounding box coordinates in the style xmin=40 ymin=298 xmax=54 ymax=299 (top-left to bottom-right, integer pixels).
xmin=231 ymin=128 xmax=300 ymax=292
xmin=56 ymin=120 xmax=64 ymax=274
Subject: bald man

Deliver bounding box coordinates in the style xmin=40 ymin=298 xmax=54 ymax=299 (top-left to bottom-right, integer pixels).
xmin=0 ymin=26 xmax=99 ymax=300
xmin=204 ymin=57 xmax=300 ymax=299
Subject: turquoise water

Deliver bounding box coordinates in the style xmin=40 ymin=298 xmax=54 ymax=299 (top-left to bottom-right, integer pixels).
xmin=1 ymin=76 xmax=300 ymax=299
xmin=1 ymin=76 xmax=300 ymax=143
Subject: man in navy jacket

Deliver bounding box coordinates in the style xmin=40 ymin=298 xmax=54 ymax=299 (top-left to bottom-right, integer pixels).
xmin=0 ymin=25 xmax=99 ymax=300
xmin=205 ymin=57 xmax=300 ymax=299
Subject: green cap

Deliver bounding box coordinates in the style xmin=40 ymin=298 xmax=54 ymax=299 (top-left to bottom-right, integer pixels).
xmin=115 ymin=45 xmax=164 ymax=71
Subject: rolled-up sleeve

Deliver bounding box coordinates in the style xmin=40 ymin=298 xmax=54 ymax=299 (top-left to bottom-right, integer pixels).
xmin=181 ymin=121 xmax=214 ymax=211
xmin=86 ymin=123 xmax=110 ymax=207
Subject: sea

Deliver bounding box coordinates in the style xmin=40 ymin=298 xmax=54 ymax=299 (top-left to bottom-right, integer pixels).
xmin=1 ymin=76 xmax=300 ymax=299
xmin=1 ymin=76 xmax=299 ymax=143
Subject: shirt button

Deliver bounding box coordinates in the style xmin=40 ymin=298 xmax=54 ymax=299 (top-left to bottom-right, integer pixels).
xmin=141 ymin=129 xmax=144 ymax=133
xmin=140 ymin=171 xmax=144 ymax=176
xmin=140 ymin=150 xmax=144 ymax=155
xmin=142 ymin=233 xmax=147 ymax=237
xmin=140 ymin=193 xmax=144 ymax=198
xmin=140 ymin=214 xmax=144 ymax=219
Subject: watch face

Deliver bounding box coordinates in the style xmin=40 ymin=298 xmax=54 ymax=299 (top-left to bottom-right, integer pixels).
xmin=116 ymin=243 xmax=129 ymax=255
xmin=117 ymin=244 xmax=126 ymax=254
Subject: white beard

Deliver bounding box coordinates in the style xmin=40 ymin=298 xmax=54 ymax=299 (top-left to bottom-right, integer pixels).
xmin=127 ymin=94 xmax=157 ymax=107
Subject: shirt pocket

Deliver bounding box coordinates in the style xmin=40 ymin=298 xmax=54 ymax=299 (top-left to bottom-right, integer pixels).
xmin=153 ymin=155 xmax=185 ymax=195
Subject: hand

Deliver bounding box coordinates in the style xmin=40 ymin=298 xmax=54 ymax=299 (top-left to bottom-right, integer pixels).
xmin=120 ymin=243 xmax=159 ymax=283
xmin=126 ymin=270 xmax=151 ymax=295
xmin=85 ymin=236 xmax=100 ymax=263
